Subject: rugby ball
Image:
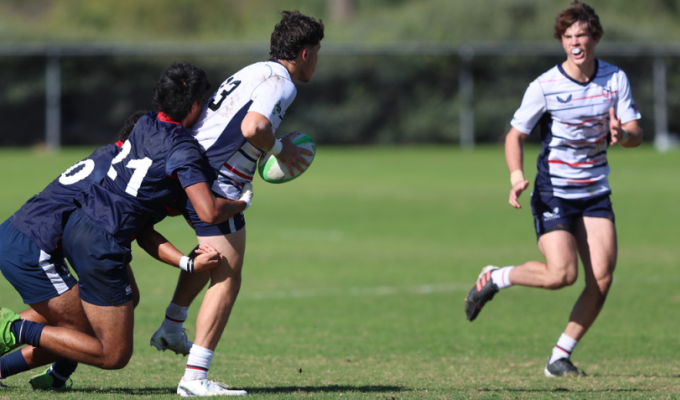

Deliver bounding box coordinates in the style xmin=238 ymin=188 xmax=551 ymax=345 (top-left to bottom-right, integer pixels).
xmin=258 ymin=132 xmax=315 ymax=184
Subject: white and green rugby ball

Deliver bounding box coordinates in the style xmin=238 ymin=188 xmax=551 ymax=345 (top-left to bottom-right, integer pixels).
xmin=258 ymin=132 xmax=316 ymax=184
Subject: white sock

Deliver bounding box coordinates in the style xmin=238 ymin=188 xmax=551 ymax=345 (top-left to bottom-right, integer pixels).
xmin=184 ymin=344 xmax=213 ymax=381
xmin=163 ymin=302 xmax=188 ymax=334
xmin=490 ymin=266 xmax=514 ymax=289
xmin=549 ymin=333 xmax=578 ymax=364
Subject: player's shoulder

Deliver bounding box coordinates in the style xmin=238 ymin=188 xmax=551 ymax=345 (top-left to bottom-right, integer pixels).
xmin=89 ymin=143 xmax=120 ymax=160
xmin=238 ymin=60 xmax=293 ymax=83
xmin=534 ymin=65 xmax=564 ymax=86
xmin=595 ymin=59 xmax=624 ymax=78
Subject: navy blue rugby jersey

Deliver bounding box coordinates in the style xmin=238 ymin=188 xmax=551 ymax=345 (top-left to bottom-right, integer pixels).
xmin=9 ymin=144 xmax=121 ymax=254
xmin=73 ymin=112 xmax=211 ymax=244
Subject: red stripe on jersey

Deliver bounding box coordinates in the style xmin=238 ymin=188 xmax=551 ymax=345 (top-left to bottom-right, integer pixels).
xmin=539 ymin=77 xmax=568 ymax=83
xmin=223 ymin=162 xmax=254 ymax=179
xmin=562 ymin=118 xmax=604 ymax=127
xmin=565 ymin=178 xmax=599 ymax=184
xmin=548 ymin=159 xmax=596 ymax=167
xmin=569 ymin=91 xmax=618 ymax=102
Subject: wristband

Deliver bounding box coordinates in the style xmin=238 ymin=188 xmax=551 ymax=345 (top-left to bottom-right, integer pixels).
xmin=619 ymin=129 xmax=630 ymax=145
xmin=268 ymin=139 xmax=283 ymax=156
xmin=510 ymin=170 xmax=525 ymax=187
xmin=179 ymin=255 xmax=195 ymax=273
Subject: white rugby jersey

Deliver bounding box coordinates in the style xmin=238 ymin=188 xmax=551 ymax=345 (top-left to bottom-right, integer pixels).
xmin=191 ymin=59 xmax=297 ymax=200
xmin=511 ymin=60 xmax=641 ymax=200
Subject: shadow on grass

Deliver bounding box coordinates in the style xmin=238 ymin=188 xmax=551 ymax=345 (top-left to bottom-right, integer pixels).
xmin=249 ymin=385 xmax=404 ymax=394
xmin=478 ymin=388 xmax=648 ymax=393
xmin=68 ymin=387 xmax=175 ymax=395
xmin=66 ymin=385 xmax=403 ymax=395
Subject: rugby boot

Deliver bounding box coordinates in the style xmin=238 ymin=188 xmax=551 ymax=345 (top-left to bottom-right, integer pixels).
xmin=544 ymin=357 xmax=587 ymax=377
xmin=29 ymin=368 xmax=73 ymax=391
xmin=150 ymin=327 xmax=192 ymax=356
xmin=465 ymin=266 xmax=499 ymax=321
xmin=177 ymin=377 xmax=248 ymax=397
xmin=0 ymin=308 xmax=20 ymax=355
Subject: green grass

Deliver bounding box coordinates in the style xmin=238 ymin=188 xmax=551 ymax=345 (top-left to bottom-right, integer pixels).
xmin=0 ymin=145 xmax=679 ymax=399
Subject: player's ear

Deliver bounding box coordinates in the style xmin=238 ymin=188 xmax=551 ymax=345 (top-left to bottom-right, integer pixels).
xmin=299 ymin=47 xmax=310 ymax=62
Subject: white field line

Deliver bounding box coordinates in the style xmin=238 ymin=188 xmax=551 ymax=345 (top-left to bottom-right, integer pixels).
xmin=240 ymin=283 xmax=470 ymax=301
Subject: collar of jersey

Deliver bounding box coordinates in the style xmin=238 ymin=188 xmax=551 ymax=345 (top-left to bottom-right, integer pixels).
xmin=557 ymin=59 xmax=599 ymax=87
xmin=157 ymin=112 xmax=180 ymax=124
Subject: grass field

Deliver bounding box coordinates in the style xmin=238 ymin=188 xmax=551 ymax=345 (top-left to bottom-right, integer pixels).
xmin=0 ymin=145 xmax=678 ymax=399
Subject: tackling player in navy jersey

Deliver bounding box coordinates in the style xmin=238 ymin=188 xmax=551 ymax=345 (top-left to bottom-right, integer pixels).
xmin=0 ymin=63 xmax=249 ymax=393
xmin=0 ymin=111 xmax=224 ymax=389
xmin=464 ymin=1 xmax=642 ymax=377
xmin=147 ymin=11 xmax=324 ymax=396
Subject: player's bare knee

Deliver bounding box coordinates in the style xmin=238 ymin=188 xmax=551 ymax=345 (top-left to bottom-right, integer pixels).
xmin=545 ymin=265 xmax=577 ymax=289
xmin=101 ymin=347 xmax=133 ymax=370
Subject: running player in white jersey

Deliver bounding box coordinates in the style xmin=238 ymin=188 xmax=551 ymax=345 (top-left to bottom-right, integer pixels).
xmin=149 ymin=11 xmax=324 ymax=396
xmin=464 ymin=1 xmax=642 ymax=377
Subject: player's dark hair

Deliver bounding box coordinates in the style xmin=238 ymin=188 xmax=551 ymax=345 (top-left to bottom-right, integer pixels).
xmin=151 ymin=62 xmax=211 ymax=122
xmin=117 ymin=109 xmax=149 ymax=142
xmin=554 ymin=0 xmax=603 ymax=41
xmin=269 ymin=11 xmax=324 ymax=61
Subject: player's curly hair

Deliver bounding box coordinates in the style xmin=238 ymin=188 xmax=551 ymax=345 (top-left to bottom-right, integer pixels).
xmin=554 ymin=0 xmax=603 ymax=41
xmin=151 ymin=62 xmax=211 ymax=122
xmin=117 ymin=109 xmax=149 ymax=142
xmin=269 ymin=11 xmax=324 ymax=61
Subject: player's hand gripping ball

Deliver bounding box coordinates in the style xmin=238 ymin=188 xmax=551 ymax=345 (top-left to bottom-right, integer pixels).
xmin=258 ymin=132 xmax=315 ymax=184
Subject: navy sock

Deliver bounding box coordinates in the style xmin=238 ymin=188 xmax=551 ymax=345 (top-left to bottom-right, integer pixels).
xmin=10 ymin=320 xmax=45 ymax=348
xmin=0 ymin=350 xmax=29 ymax=379
xmin=49 ymin=359 xmax=78 ymax=387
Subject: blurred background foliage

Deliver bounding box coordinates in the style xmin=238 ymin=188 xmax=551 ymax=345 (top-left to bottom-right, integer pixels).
xmin=2 ymin=0 xmax=680 ymax=43
xmin=0 ymin=0 xmax=679 ymax=146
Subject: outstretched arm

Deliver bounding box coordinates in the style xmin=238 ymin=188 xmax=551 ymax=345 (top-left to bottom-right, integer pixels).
xmin=136 ymin=226 xmax=220 ymax=273
xmin=505 ymin=127 xmax=530 ymax=209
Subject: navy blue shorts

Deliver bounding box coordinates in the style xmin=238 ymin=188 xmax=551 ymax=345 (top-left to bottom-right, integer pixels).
xmin=184 ymin=196 xmax=245 ymax=237
xmin=531 ymin=192 xmax=615 ymax=239
xmin=62 ymin=209 xmax=133 ymax=306
xmin=0 ymin=219 xmax=77 ymax=304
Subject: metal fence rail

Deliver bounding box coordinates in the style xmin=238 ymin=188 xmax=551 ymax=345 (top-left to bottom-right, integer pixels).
xmin=1 ymin=41 xmax=678 ymax=150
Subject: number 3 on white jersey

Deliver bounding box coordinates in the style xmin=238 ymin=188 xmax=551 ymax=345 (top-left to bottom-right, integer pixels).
xmin=107 ymin=141 xmax=152 ymax=197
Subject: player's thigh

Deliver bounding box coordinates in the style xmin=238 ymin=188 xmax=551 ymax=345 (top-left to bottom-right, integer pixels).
xmin=29 ymin=286 xmax=92 ymax=333
xmin=82 ymin=300 xmax=134 ymax=360
xmin=573 ymin=216 xmax=617 ymax=283
xmin=198 ymin=227 xmax=246 ymax=278
xmin=537 ymin=229 xmax=579 ymax=275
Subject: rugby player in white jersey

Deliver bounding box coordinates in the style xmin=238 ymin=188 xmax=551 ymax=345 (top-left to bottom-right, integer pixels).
xmin=464 ymin=0 xmax=642 ymax=377
xmin=149 ymin=11 xmax=323 ymax=396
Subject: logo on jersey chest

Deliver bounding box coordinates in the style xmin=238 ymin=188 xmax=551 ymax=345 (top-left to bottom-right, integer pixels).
xmin=557 ymin=94 xmax=572 ymax=104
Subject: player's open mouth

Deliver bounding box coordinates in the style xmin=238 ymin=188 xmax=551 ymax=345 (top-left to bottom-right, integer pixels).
xmin=571 ymin=48 xmax=584 ymax=58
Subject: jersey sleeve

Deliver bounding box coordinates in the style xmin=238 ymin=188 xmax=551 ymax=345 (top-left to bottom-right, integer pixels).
xmin=510 ymin=80 xmax=547 ymax=135
xmin=615 ymin=70 xmax=641 ymax=124
xmin=248 ymin=76 xmax=297 ymax=132
xmin=166 ymin=139 xmax=209 ymax=189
